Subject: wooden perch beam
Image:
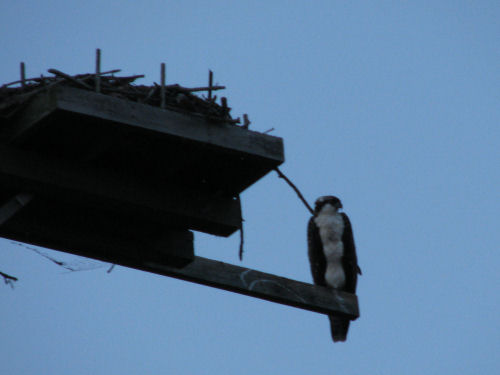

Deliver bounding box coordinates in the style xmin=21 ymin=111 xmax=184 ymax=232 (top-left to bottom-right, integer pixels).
xmin=0 ymin=192 xmax=358 ymax=317
xmin=131 ymin=256 xmax=359 ymax=318
xmin=23 ymin=229 xmax=358 ymax=318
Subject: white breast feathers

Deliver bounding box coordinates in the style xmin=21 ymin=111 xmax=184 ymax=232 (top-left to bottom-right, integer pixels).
xmin=314 ymin=205 xmax=345 ymax=289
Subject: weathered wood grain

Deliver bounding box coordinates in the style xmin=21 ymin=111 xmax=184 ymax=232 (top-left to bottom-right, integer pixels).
xmin=140 ymin=256 xmax=359 ymax=318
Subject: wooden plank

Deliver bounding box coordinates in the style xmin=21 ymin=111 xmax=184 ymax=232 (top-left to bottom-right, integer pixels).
xmin=0 ymin=146 xmax=241 ymax=236
xmin=0 ymin=192 xmax=358 ymax=317
xmin=1 ymin=210 xmax=357 ymax=317
xmin=0 ymin=199 xmax=195 ymax=268
xmin=0 ymin=88 xmax=57 ymax=142
xmin=44 ymin=86 xmax=284 ymax=162
xmin=138 ymin=256 xmax=360 ymax=318
xmin=100 ymin=253 xmax=358 ymax=318
xmin=1 ymin=86 xmax=284 ymax=196
xmin=1 ymin=215 xmax=358 ymax=316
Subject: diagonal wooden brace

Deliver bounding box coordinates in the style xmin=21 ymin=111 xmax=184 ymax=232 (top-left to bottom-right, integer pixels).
xmin=0 ymin=193 xmax=33 ymax=226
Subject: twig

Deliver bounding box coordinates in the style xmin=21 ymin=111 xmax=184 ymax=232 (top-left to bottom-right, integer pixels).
xmin=182 ymin=85 xmax=225 ymax=93
xmin=9 ymin=241 xmax=107 ymax=273
xmin=0 ymin=69 xmax=121 ymax=89
xmin=79 ymin=69 xmax=122 ymax=81
xmin=166 ymin=84 xmax=225 ymax=93
xmin=0 ymin=270 xmax=18 ymax=288
xmin=239 ymin=223 xmax=244 ymax=261
xmin=141 ymin=85 xmax=157 ymax=103
xmin=94 ymin=69 xmax=121 ymax=76
xmin=47 ymin=69 xmax=93 ymax=90
xmin=238 ymin=195 xmax=245 ymax=261
xmin=242 ymin=114 xmax=251 ymax=129
xmin=15 ymin=243 xmax=77 ymax=271
xmin=107 ymin=264 xmax=116 ymax=273
xmin=274 ymin=167 xmax=314 ymax=215
xmin=105 ymin=74 xmax=145 ymax=83
xmin=1 ymin=76 xmax=45 ymax=88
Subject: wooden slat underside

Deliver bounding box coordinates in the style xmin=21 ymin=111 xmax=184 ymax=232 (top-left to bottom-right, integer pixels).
xmin=1 ymin=86 xmax=284 ymax=202
xmin=0 ymin=145 xmax=241 ymax=236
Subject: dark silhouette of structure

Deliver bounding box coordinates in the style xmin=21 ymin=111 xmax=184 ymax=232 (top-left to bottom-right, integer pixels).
xmin=0 ymin=55 xmax=359 ymax=321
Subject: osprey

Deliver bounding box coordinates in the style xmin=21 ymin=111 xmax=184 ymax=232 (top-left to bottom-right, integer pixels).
xmin=307 ymin=195 xmax=361 ymax=342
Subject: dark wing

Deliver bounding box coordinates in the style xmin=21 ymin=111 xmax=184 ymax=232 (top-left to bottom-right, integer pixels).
xmin=341 ymin=212 xmax=361 ymax=294
xmin=307 ymin=216 xmax=326 ymax=286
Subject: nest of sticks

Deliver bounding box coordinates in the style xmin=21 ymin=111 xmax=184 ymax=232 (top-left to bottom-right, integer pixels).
xmin=0 ymin=67 xmax=242 ymax=125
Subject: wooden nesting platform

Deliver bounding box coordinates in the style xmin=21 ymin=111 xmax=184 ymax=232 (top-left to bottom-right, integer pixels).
xmin=0 ymin=85 xmax=284 ymax=232
xmin=0 ymin=84 xmax=283 ymax=267
xmin=0 ymin=83 xmax=359 ymax=319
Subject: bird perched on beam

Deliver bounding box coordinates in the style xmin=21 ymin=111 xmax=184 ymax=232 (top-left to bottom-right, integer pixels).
xmin=307 ymin=195 xmax=361 ymax=342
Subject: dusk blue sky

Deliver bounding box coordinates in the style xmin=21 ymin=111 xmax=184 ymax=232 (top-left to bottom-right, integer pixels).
xmin=1 ymin=1 xmax=499 ymax=374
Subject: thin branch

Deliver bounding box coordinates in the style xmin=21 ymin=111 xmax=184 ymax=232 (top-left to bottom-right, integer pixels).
xmin=9 ymin=241 xmax=108 ymax=273
xmin=1 ymin=69 xmax=121 ymax=89
xmin=274 ymin=167 xmax=314 ymax=215
xmin=237 ymin=195 xmax=245 ymax=261
xmin=30 ymin=247 xmax=78 ymax=271
xmin=1 ymin=270 xmax=18 ymax=288
xmin=9 ymin=241 xmax=77 ymax=271
xmin=47 ymin=69 xmax=93 ymax=90
xmin=239 ymin=220 xmax=245 ymax=261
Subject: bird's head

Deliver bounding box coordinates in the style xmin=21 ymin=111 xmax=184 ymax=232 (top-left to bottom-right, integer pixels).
xmin=314 ymin=195 xmax=343 ymax=215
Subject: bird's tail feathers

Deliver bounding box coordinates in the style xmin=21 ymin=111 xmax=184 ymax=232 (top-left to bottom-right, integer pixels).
xmin=328 ymin=315 xmax=350 ymax=342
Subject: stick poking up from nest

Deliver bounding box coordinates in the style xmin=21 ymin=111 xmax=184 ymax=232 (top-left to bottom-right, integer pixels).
xmin=274 ymin=167 xmax=314 ymax=215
